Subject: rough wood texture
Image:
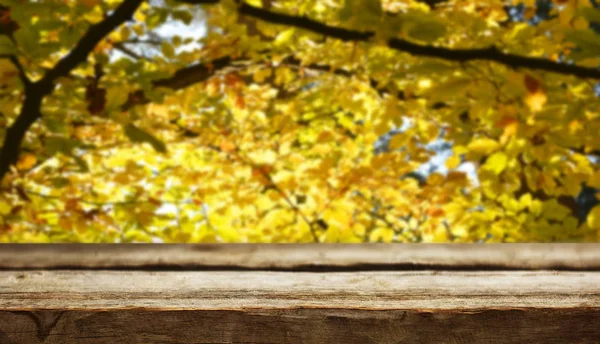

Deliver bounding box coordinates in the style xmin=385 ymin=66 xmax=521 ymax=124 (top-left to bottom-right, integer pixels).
xmin=3 ymin=245 xmax=600 ymax=343
xmin=2 ymin=243 xmax=600 ymax=270
xmin=1 ymin=270 xmax=600 ymax=343
xmin=2 ymin=308 xmax=600 ymax=344
xmin=2 ymin=270 xmax=600 ymax=309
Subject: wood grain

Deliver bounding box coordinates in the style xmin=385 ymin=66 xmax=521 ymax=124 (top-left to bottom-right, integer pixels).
xmin=2 ymin=243 xmax=600 ymax=270
xmin=1 ymin=270 xmax=600 ymax=343
xmin=3 ymin=270 xmax=600 ymax=309
xmin=3 ymin=245 xmax=600 ymax=343
xmin=1 ymin=308 xmax=600 ymax=344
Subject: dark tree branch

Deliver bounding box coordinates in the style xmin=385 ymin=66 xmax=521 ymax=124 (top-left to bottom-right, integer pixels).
xmin=0 ymin=0 xmax=143 ymax=181
xmin=121 ymin=55 xmax=234 ymax=111
xmin=193 ymin=1 xmax=600 ymax=79
xmin=0 ymin=92 xmax=43 ymax=181
xmin=238 ymin=3 xmax=372 ymax=42
xmin=153 ymin=56 xmax=233 ymax=90
xmin=38 ymin=0 xmax=144 ymax=93
xmin=113 ymin=42 xmax=146 ymax=60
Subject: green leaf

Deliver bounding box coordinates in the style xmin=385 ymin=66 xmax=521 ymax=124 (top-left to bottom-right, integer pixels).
xmin=401 ymin=12 xmax=447 ymax=43
xmin=124 ymin=124 xmax=167 ymax=153
xmin=0 ymin=36 xmax=17 ymax=55
xmin=42 ymin=118 xmax=68 ymax=134
xmin=51 ymin=177 xmax=70 ymax=188
xmin=73 ymin=156 xmax=90 ymax=172
xmin=105 ymin=86 xmax=129 ymax=112
xmin=44 ymin=137 xmax=91 ymax=171
xmin=45 ymin=137 xmax=81 ymax=155
xmin=564 ymin=29 xmax=600 ymax=59
xmin=579 ymin=7 xmax=600 ymax=23
xmin=339 ymin=0 xmax=382 ymax=30
xmin=406 ymin=21 xmax=446 ymax=42
xmin=172 ymin=10 xmax=193 ymax=25
xmin=161 ymin=42 xmax=176 ymax=59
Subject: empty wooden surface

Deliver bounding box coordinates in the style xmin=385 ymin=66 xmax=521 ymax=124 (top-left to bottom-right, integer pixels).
xmin=1 ymin=269 xmax=600 ymax=343
xmin=2 ymin=243 xmax=600 ymax=270
xmin=2 ymin=244 xmax=600 ymax=343
xmin=2 ymin=270 xmax=600 ymax=309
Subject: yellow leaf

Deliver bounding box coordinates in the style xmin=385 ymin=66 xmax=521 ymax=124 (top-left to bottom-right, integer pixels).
xmin=83 ymin=6 xmax=104 ymax=23
xmin=467 ymin=138 xmax=500 ymax=155
xmin=519 ymin=193 xmax=532 ymax=209
xmin=445 ymin=155 xmax=461 ymax=169
xmin=589 ymin=171 xmax=600 ymax=189
xmin=16 ymin=153 xmax=37 ymax=170
xmin=523 ymin=75 xmax=547 ymax=112
xmin=0 ymin=200 xmax=11 ymax=215
xmin=274 ymin=28 xmax=295 ymax=47
xmin=369 ymin=227 xmax=394 ymax=243
xmin=483 ymin=151 xmax=508 ymax=175
xmin=587 ymin=205 xmax=600 ymax=229
xmin=525 ymin=91 xmax=547 ymax=112
xmin=249 ymin=150 xmax=277 ymax=165
xmin=388 ymin=134 xmax=406 ymax=150
xmin=563 ymin=175 xmax=582 ymax=197
xmin=542 ymin=199 xmax=571 ymax=221
xmin=324 ymin=208 xmax=351 ymax=227
xmin=253 ymin=68 xmax=272 ymax=83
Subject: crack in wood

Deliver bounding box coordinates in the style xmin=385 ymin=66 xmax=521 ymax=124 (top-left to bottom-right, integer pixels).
xmin=18 ymin=311 xmax=65 ymax=342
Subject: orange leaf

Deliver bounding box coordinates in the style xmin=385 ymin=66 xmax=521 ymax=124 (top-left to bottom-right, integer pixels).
xmin=16 ymin=153 xmax=37 ymax=170
xmin=219 ymin=139 xmax=236 ymax=153
xmin=235 ymin=93 xmax=245 ymax=109
xmin=495 ymin=116 xmax=518 ymax=129
xmin=523 ymin=75 xmax=547 ymax=112
xmin=82 ymin=0 xmax=101 ymax=8
xmin=524 ymin=75 xmax=541 ymax=94
xmin=427 ymin=208 xmax=445 ymax=218
xmin=224 ymin=72 xmax=243 ymax=89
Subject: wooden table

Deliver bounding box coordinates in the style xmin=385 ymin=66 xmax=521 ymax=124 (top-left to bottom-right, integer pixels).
xmin=1 ymin=244 xmax=599 ymax=343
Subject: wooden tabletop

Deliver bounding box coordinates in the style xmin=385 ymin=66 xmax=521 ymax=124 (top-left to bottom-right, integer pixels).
xmin=1 ymin=244 xmax=600 ymax=343
xmin=1 ymin=243 xmax=600 ymax=270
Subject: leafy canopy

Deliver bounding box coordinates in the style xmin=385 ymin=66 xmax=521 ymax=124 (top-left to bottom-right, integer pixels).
xmin=1 ymin=0 xmax=600 ymax=243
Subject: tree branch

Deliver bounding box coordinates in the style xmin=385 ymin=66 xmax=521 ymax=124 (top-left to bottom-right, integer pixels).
xmin=121 ymin=55 xmax=234 ymax=111
xmin=113 ymin=42 xmax=147 ymax=60
xmin=186 ymin=1 xmax=600 ymax=79
xmin=38 ymin=0 xmax=144 ymax=93
xmin=0 ymin=0 xmax=143 ymax=181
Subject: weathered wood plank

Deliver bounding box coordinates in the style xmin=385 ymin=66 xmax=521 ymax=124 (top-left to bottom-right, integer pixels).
xmin=3 ymin=245 xmax=600 ymax=343
xmin=2 ymin=243 xmax=600 ymax=270
xmin=2 ymin=270 xmax=600 ymax=309
xmin=1 ymin=270 xmax=600 ymax=343
xmin=1 ymin=308 xmax=600 ymax=344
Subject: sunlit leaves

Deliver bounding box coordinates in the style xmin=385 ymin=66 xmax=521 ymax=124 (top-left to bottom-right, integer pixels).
xmin=0 ymin=0 xmax=599 ymax=243
xmin=523 ymin=75 xmax=547 ymax=112
xmin=588 ymin=205 xmax=600 ymax=229
xmin=16 ymin=154 xmax=37 ymax=171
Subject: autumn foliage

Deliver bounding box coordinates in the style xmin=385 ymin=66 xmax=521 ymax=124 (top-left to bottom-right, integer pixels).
xmin=1 ymin=0 xmax=600 ymax=243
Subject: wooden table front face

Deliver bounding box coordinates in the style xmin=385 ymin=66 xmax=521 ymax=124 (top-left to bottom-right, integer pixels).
xmin=1 ymin=244 xmax=600 ymax=343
